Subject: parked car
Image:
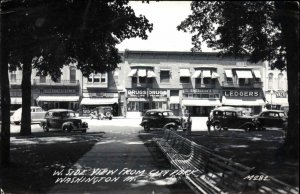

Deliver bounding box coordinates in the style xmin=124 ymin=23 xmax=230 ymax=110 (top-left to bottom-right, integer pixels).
xmin=11 ymin=106 xmax=46 ymax=125
xmin=40 ymin=109 xmax=88 ymax=132
xmin=140 ymin=109 xmax=188 ymax=131
xmin=208 ymin=106 xmax=256 ymax=131
xmin=255 ymin=110 xmax=287 ymax=130
xmin=89 ymin=106 xmax=113 ymax=120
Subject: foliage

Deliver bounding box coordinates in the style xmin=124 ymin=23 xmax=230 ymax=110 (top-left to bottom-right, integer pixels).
xmin=177 ymin=1 xmax=285 ymax=70
xmin=2 ymin=0 xmax=153 ymax=78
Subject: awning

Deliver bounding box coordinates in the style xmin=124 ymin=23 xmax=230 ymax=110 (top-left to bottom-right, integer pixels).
xmin=147 ymin=70 xmax=156 ymax=78
xmin=265 ymin=93 xmax=288 ymax=106
xmin=128 ymin=69 xmax=137 ymax=77
xmin=138 ymin=69 xmax=147 ymax=77
xmin=169 ymin=96 xmax=180 ymax=104
xmin=236 ymin=70 xmax=253 ymax=79
xmin=152 ymin=98 xmax=167 ymax=102
xmin=225 ymin=70 xmax=233 ymax=78
xmin=180 ymin=69 xmax=191 ymax=77
xmin=222 ymin=96 xmax=265 ymax=106
xmin=202 ymin=70 xmax=211 ymax=78
xmin=212 ymin=72 xmax=220 ymax=79
xmin=36 ymin=96 xmax=80 ymax=102
xmin=182 ymin=99 xmax=221 ymax=107
xmin=192 ymin=70 xmax=201 ymax=78
xmin=81 ymin=98 xmax=118 ymax=105
xmin=253 ymin=70 xmax=261 ymax=78
xmin=11 ymin=97 xmax=22 ymax=104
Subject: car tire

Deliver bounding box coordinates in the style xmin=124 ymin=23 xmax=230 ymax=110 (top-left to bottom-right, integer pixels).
xmin=144 ymin=123 xmax=150 ymax=132
xmin=213 ymin=123 xmax=221 ymax=131
xmin=223 ymin=127 xmax=228 ymax=131
xmin=109 ymin=117 xmax=112 ymax=120
xmin=43 ymin=123 xmax=49 ymax=132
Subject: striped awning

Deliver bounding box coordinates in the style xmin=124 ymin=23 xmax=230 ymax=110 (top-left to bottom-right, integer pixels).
xmin=253 ymin=70 xmax=262 ymax=78
xmin=225 ymin=70 xmax=233 ymax=78
xmin=192 ymin=70 xmax=201 ymax=78
xmin=128 ymin=69 xmax=137 ymax=77
xmin=202 ymin=70 xmax=211 ymax=78
xmin=180 ymin=69 xmax=191 ymax=77
xmin=147 ymin=70 xmax=156 ymax=78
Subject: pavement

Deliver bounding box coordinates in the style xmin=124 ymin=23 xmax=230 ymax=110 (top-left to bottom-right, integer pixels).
xmin=5 ymin=117 xmax=298 ymax=193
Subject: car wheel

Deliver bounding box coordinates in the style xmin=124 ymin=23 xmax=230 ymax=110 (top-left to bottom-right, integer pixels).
xmin=213 ymin=123 xmax=221 ymax=131
xmin=109 ymin=117 xmax=112 ymax=120
xmin=82 ymin=129 xmax=87 ymax=133
xmin=245 ymin=124 xmax=255 ymax=132
xmin=67 ymin=126 xmax=72 ymax=132
xmin=43 ymin=123 xmax=49 ymax=132
xmin=144 ymin=123 xmax=150 ymax=132
xmin=223 ymin=127 xmax=228 ymax=131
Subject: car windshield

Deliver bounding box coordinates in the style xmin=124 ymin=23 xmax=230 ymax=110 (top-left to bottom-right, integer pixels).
xmin=61 ymin=111 xmax=76 ymax=118
xmin=162 ymin=111 xmax=174 ymax=116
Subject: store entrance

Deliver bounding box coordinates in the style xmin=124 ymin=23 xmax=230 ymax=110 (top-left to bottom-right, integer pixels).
xmin=60 ymin=102 xmax=69 ymax=109
xmin=186 ymin=106 xmax=213 ymax=117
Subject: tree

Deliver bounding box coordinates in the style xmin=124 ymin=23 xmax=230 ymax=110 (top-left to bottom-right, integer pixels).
xmin=0 ymin=0 xmax=152 ymax=165
xmin=177 ymin=1 xmax=299 ymax=158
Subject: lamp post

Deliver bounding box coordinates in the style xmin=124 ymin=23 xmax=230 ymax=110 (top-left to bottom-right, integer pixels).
xmin=270 ymin=90 xmax=274 ymax=110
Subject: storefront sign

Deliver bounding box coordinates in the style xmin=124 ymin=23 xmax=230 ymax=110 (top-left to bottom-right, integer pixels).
xmin=275 ymin=91 xmax=287 ymax=98
xmin=127 ymin=89 xmax=167 ymax=98
xmin=44 ymin=89 xmax=77 ymax=94
xmin=183 ymin=89 xmax=219 ymax=93
xmin=223 ymin=90 xmax=260 ymax=97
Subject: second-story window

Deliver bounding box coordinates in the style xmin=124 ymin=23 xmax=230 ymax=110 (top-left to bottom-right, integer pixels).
xmin=160 ymin=70 xmax=170 ymax=83
xmin=180 ymin=69 xmax=191 ymax=83
xmin=278 ymin=73 xmax=284 ymax=90
xmin=70 ymin=67 xmax=76 ymax=82
xmin=101 ymin=73 xmax=107 ymax=83
xmin=40 ymin=75 xmax=46 ymax=83
xmin=88 ymin=73 xmax=106 ymax=83
xmin=268 ymin=73 xmax=273 ymax=90
xmin=10 ymin=71 xmax=16 ymax=82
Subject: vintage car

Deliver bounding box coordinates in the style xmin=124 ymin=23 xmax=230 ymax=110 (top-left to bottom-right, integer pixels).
xmin=40 ymin=109 xmax=88 ymax=132
xmin=89 ymin=106 xmax=113 ymax=120
xmin=140 ymin=109 xmax=188 ymax=131
xmin=208 ymin=106 xmax=256 ymax=131
xmin=255 ymin=110 xmax=287 ymax=130
xmin=11 ymin=106 xmax=46 ymax=125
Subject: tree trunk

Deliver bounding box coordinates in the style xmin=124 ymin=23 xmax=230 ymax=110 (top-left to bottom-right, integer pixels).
xmin=0 ymin=14 xmax=11 ymax=166
xmin=20 ymin=58 xmax=32 ymax=136
xmin=277 ymin=2 xmax=299 ymax=159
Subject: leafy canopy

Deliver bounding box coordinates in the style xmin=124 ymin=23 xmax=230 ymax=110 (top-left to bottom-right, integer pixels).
xmin=2 ymin=0 xmax=153 ymax=78
xmin=177 ymin=1 xmax=285 ymax=69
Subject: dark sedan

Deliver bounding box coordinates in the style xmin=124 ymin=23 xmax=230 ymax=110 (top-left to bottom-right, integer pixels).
xmin=40 ymin=109 xmax=88 ymax=132
xmin=255 ymin=110 xmax=287 ymax=130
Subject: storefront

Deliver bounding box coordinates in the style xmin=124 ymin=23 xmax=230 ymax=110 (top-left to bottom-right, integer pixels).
xmin=36 ymin=88 xmax=80 ymax=111
xmin=181 ymin=89 xmax=221 ymax=116
xmin=126 ymin=88 xmax=168 ymax=117
xmin=80 ymin=92 xmax=119 ymax=116
xmin=221 ymin=89 xmax=265 ymax=115
xmin=265 ymin=91 xmax=288 ymax=110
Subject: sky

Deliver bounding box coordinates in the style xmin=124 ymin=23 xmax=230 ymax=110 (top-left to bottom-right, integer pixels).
xmin=117 ymin=1 xmax=212 ymax=52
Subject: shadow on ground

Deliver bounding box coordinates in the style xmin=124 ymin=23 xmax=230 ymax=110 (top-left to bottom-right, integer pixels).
xmin=0 ymin=132 xmax=105 ymax=194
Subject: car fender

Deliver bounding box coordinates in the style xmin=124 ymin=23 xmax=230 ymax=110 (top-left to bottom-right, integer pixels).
xmin=163 ymin=122 xmax=179 ymax=130
xmin=240 ymin=121 xmax=256 ymax=129
xmin=140 ymin=120 xmax=149 ymax=126
xmin=62 ymin=122 xmax=75 ymax=130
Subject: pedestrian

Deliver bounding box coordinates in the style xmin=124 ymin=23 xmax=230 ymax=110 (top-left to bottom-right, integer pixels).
xmin=185 ymin=113 xmax=192 ymax=136
xmin=206 ymin=113 xmax=211 ymax=134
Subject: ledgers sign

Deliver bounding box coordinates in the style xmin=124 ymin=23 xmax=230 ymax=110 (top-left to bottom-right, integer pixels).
xmin=223 ymin=90 xmax=260 ymax=97
xmin=127 ymin=89 xmax=167 ymax=98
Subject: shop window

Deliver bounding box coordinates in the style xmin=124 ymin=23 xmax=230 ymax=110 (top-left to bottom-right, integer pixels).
xmin=193 ymin=94 xmax=200 ymax=98
xmin=214 ymin=94 xmax=220 ymax=98
xmin=88 ymin=75 xmax=93 ymax=82
xmin=170 ymin=104 xmax=179 ymax=110
xmin=180 ymin=77 xmax=190 ymax=83
xmin=201 ymin=94 xmax=209 ymax=98
xmin=147 ymin=78 xmax=153 ymax=83
xmin=170 ymin=90 xmax=179 ymax=96
xmin=183 ymin=93 xmax=189 ymax=98
xmin=160 ymin=70 xmax=170 ymax=83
